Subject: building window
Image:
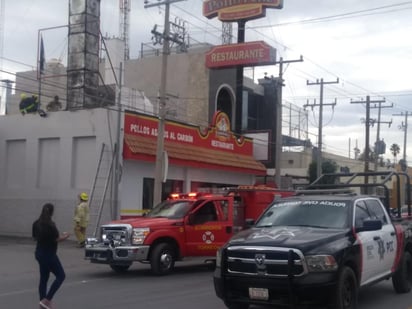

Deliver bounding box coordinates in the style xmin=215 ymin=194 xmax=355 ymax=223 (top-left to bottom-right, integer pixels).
xmin=191 ymin=181 xmax=235 ymax=193
xmin=142 ymin=178 xmax=183 ymax=210
xmin=217 ymin=88 xmax=233 ymax=125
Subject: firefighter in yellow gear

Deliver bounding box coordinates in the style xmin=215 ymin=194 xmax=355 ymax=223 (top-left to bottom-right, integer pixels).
xmin=19 ymin=93 xmax=47 ymax=117
xmin=74 ymin=192 xmax=90 ymax=247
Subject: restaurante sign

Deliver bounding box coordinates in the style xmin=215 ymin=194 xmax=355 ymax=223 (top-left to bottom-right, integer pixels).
xmin=205 ymin=41 xmax=276 ymax=68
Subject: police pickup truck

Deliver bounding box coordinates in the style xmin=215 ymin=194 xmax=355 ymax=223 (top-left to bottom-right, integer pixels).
xmin=214 ymin=171 xmax=412 ymax=309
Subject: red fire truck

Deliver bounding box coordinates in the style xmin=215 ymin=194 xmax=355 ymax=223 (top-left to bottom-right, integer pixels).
xmin=85 ymin=185 xmax=294 ymax=275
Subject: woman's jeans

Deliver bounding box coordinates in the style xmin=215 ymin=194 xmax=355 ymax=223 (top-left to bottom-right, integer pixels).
xmin=35 ymin=248 xmax=66 ymax=300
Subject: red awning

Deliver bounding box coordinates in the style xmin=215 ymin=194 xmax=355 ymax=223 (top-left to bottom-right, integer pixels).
xmin=123 ymin=133 xmax=267 ymax=175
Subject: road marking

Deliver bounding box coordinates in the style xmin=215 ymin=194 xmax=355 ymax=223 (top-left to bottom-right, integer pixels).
xmin=0 ymin=278 xmax=106 ymax=298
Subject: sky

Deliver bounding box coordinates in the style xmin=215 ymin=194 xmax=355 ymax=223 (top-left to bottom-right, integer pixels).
xmin=2 ymin=0 xmax=412 ymax=164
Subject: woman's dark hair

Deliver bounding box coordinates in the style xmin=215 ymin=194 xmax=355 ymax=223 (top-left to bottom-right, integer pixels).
xmin=39 ymin=203 xmax=54 ymax=223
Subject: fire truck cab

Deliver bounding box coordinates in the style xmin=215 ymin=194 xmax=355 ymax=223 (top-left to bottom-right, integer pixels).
xmin=85 ymin=186 xmax=294 ymax=275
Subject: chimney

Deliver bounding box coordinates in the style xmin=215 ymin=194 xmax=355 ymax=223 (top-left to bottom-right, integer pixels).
xmin=67 ymin=0 xmax=101 ymax=109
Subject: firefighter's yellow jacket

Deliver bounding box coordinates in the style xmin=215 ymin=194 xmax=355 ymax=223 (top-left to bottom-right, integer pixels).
xmin=74 ymin=201 xmax=89 ymax=228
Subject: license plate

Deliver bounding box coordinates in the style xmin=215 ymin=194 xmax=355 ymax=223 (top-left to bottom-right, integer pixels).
xmin=249 ymin=287 xmax=269 ymax=300
xmin=93 ymin=252 xmax=107 ymax=260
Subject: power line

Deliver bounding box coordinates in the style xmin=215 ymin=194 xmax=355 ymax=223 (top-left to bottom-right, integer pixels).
xmin=247 ymin=2 xmax=412 ymax=29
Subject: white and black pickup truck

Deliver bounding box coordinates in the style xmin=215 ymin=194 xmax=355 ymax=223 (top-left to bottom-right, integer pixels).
xmin=213 ymin=171 xmax=412 ymax=309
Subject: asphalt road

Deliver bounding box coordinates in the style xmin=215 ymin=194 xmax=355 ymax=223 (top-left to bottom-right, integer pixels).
xmin=0 ymin=236 xmax=411 ymax=309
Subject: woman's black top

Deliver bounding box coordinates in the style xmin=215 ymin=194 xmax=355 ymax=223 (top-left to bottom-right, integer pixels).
xmin=32 ymin=219 xmax=59 ymax=253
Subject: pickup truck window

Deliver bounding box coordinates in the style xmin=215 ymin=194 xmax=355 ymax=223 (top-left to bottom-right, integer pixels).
xmin=256 ymin=199 xmax=350 ymax=229
xmin=218 ymin=200 xmax=229 ymax=221
xmin=354 ymin=201 xmax=370 ymax=229
xmin=365 ymin=199 xmax=388 ymax=225
xmin=192 ymin=202 xmax=218 ymax=224
xmin=354 ymin=199 xmax=388 ymax=229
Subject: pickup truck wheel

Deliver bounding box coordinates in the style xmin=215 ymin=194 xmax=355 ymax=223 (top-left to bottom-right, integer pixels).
xmin=150 ymin=243 xmax=175 ymax=276
xmin=110 ymin=264 xmax=131 ymax=273
xmin=330 ymin=266 xmax=358 ymax=309
xmin=223 ymin=300 xmax=249 ymax=309
xmin=392 ymin=251 xmax=412 ymax=293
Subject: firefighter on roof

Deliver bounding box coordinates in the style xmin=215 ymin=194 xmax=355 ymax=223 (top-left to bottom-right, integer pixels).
xmin=46 ymin=95 xmax=62 ymax=112
xmin=19 ymin=93 xmax=47 ymax=117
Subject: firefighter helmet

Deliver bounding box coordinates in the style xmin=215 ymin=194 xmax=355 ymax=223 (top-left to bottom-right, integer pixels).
xmin=79 ymin=192 xmax=89 ymax=201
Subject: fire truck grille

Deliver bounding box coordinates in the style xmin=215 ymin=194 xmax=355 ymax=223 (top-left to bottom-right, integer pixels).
xmin=101 ymin=225 xmax=131 ymax=245
xmin=225 ymin=246 xmax=306 ymax=277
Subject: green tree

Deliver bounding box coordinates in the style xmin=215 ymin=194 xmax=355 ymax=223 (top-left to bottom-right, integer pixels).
xmin=357 ymin=146 xmax=378 ymax=162
xmin=308 ymin=159 xmax=338 ymax=184
xmin=390 ymin=143 xmax=400 ymax=164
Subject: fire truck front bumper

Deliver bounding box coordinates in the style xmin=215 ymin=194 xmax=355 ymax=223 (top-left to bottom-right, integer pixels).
xmin=84 ymin=242 xmax=150 ymax=264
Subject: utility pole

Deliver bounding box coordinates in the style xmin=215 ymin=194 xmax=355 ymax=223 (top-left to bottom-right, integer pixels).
xmin=0 ymin=0 xmax=4 ymax=82
xmin=305 ymin=78 xmax=339 ymax=178
xmin=370 ymin=101 xmax=392 ymax=175
xmin=222 ymin=22 xmax=233 ymax=45
xmin=393 ymin=111 xmax=409 ymax=206
xmin=288 ymin=103 xmax=292 ymax=136
xmin=145 ymin=0 xmax=185 ymax=208
xmin=274 ymin=56 xmax=303 ymax=187
xmin=351 ymin=96 xmax=385 ymax=190
xmin=394 ymin=111 xmax=410 ymax=162
xmin=234 ymin=20 xmax=246 ymax=134
xmin=114 ymin=62 xmax=123 ymax=219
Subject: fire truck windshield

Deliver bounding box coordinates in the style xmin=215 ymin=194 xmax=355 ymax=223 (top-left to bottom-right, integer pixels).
xmin=146 ymin=200 xmax=195 ymax=219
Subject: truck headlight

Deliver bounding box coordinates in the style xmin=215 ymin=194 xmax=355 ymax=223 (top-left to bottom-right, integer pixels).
xmin=216 ymin=249 xmax=222 ymax=268
xmin=306 ymin=255 xmax=338 ymax=272
xmin=86 ymin=237 xmax=98 ymax=245
xmin=132 ymin=228 xmax=150 ymax=245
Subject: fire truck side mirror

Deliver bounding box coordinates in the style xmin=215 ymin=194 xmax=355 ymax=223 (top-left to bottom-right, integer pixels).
xmin=273 ymin=194 xmax=281 ymax=201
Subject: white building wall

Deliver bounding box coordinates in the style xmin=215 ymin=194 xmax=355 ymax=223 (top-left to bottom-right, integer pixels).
xmin=0 ymin=105 xmax=258 ymax=236
xmin=0 ymin=108 xmax=117 ymax=237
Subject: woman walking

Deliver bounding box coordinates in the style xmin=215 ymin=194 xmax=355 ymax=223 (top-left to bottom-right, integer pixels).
xmin=32 ymin=203 xmax=70 ymax=309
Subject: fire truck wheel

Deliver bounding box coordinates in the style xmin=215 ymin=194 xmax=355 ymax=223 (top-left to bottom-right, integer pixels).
xmin=109 ymin=264 xmax=131 ymax=273
xmin=392 ymin=251 xmax=412 ymax=293
xmin=150 ymin=243 xmax=175 ymax=276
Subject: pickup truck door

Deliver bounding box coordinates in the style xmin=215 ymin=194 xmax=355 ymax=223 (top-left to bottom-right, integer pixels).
xmin=365 ymin=199 xmax=397 ymax=278
xmin=355 ymin=199 xmax=397 ymax=285
xmin=185 ymin=198 xmax=233 ymax=256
